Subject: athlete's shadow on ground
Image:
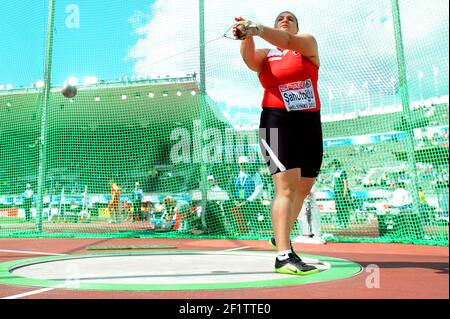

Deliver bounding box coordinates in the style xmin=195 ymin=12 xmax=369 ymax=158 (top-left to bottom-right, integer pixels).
xmin=359 ymin=261 xmax=449 ymax=274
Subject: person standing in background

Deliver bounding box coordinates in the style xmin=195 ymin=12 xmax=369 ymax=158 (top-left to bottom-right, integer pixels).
xmin=132 ymin=182 xmax=143 ymax=222
xmin=23 ymin=183 xmax=33 ymax=222
xmin=331 ymin=159 xmax=350 ymax=228
xmin=232 ymin=156 xmax=264 ymax=234
xmin=108 ymin=180 xmax=122 ymax=224
xmin=293 ymin=184 xmax=326 ymax=244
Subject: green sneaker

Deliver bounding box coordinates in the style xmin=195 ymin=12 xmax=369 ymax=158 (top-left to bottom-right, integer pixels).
xmin=275 ymin=253 xmax=319 ymax=276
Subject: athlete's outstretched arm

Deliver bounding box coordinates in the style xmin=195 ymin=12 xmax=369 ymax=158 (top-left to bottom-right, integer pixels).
xmin=233 ymin=17 xmax=319 ymax=65
xmin=234 ymin=16 xmax=268 ymax=73
xmin=259 ymin=27 xmax=319 ymax=60
xmin=239 ymin=37 xmax=267 ymax=73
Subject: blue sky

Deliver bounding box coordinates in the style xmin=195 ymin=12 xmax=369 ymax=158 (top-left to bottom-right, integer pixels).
xmin=1 ymin=0 xmax=448 ymax=124
xmin=0 ymin=0 xmax=153 ymax=88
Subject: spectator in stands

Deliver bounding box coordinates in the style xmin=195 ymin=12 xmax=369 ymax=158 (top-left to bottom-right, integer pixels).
xmin=161 ymin=196 xmax=176 ymax=220
xmin=22 ymin=183 xmax=33 ymax=222
xmin=380 ymin=173 xmax=388 ymax=187
xmin=121 ymin=200 xmax=133 ymax=221
xmin=417 ymin=186 xmax=435 ymax=225
xmin=161 ymin=196 xmax=178 ymax=229
xmin=434 ymin=178 xmax=449 ymax=217
xmin=230 ymin=156 xmax=264 ymax=234
xmin=331 ymin=159 xmax=350 ymax=228
xmin=390 ymin=182 xmax=426 ymax=240
xmin=292 ymin=184 xmax=326 ymax=244
xmin=207 ymin=175 xmax=222 ymax=191
xmin=132 ymin=182 xmax=143 ymax=222
xmin=205 ymin=175 xmax=228 ymax=235
xmin=185 ymin=204 xmax=203 ymax=233
xmin=391 ymin=182 xmax=412 ymax=209
xmin=147 ymin=201 xmax=156 ymax=220
xmin=418 ymin=187 xmax=428 ymax=205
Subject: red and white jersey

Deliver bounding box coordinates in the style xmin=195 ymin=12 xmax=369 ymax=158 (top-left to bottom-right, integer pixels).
xmin=258 ymin=48 xmax=321 ymax=112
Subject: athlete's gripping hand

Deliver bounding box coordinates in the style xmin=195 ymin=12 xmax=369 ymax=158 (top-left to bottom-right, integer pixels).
xmin=232 ymin=16 xmax=264 ymax=40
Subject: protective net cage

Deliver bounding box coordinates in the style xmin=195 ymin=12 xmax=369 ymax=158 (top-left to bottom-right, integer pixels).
xmin=0 ymin=0 xmax=448 ymax=245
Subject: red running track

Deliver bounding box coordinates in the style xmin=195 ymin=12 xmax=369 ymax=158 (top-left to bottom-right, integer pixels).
xmin=0 ymin=238 xmax=447 ymax=299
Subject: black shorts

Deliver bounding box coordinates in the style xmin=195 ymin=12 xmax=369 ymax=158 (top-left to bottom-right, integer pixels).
xmin=259 ymin=108 xmax=323 ymax=177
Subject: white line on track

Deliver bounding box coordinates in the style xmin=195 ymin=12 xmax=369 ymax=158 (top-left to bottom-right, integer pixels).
xmin=0 ymin=249 xmax=69 ymax=299
xmin=0 ymin=249 xmax=66 ymax=256
xmin=2 ymin=282 xmax=74 ymax=299
xmin=222 ymin=246 xmax=251 ymax=252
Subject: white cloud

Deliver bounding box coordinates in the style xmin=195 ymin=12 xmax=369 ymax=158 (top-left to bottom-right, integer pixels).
xmin=128 ymin=0 xmax=449 ymax=122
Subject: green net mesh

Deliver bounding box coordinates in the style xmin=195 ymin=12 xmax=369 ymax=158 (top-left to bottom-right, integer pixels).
xmin=0 ymin=0 xmax=448 ymax=245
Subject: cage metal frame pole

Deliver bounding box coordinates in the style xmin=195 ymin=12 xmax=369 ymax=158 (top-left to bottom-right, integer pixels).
xmin=198 ymin=0 xmax=209 ymax=229
xmin=391 ymin=0 xmax=421 ymax=218
xmin=36 ymin=0 xmax=56 ymax=232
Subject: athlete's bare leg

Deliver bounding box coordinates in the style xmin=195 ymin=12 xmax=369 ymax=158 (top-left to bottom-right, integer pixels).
xmin=271 ymin=168 xmax=301 ymax=252
xmin=288 ymin=177 xmax=315 ymax=236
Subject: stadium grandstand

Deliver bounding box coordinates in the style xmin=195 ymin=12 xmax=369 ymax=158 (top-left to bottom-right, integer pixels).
xmin=0 ymin=76 xmax=448 ymax=244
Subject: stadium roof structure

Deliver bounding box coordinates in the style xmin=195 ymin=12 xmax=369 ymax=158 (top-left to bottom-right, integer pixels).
xmin=0 ymin=78 xmax=229 ymax=133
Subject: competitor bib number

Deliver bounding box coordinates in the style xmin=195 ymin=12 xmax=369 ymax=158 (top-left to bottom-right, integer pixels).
xmin=279 ymin=79 xmax=317 ymax=111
